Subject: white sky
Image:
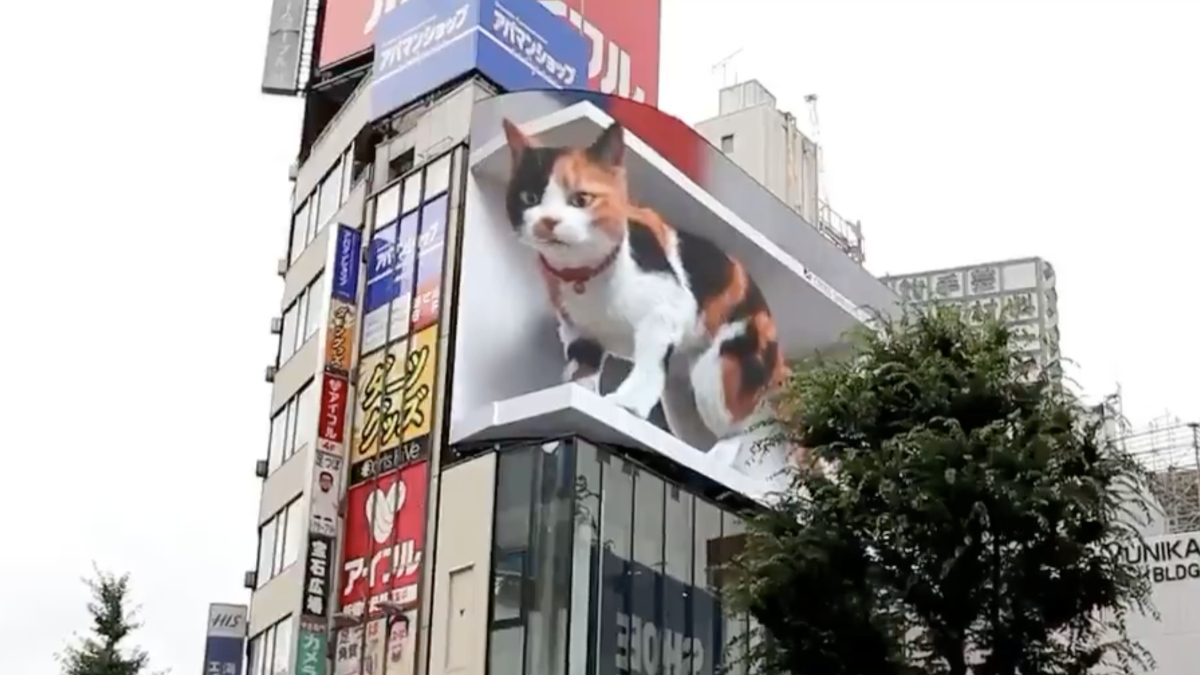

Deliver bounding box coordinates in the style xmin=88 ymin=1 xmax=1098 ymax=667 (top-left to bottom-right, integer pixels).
xmin=1 ymin=1 xmax=1197 ymax=673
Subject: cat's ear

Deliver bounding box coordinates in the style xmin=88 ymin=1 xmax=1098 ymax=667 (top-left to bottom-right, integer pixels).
xmin=502 ymin=118 xmax=533 ymax=162
xmin=587 ymin=122 xmax=625 ymax=167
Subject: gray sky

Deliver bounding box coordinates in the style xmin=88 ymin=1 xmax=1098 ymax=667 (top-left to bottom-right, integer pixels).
xmin=2 ymin=1 xmax=1197 ymax=673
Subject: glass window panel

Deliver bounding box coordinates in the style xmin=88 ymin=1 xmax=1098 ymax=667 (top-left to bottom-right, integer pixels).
xmin=294 ymin=289 xmax=309 ymax=352
xmin=692 ymin=500 xmax=723 ymax=675
xmin=290 ymin=201 xmax=310 ymax=264
xmin=569 ymin=441 xmax=603 ymax=675
xmin=282 ymin=399 xmax=296 ymax=461
xmin=279 ymin=302 xmax=299 ymax=364
xmin=630 ymin=470 xmax=665 ymax=675
xmin=316 ymin=160 xmax=343 ymax=230
xmin=492 ymin=448 xmax=534 ymax=623
xmin=598 ymin=454 xmax=633 ymax=675
xmin=424 ymin=153 xmax=452 ymax=199
xmin=305 ymin=273 xmax=325 ymax=341
xmin=256 ymin=518 xmax=276 ymax=588
xmin=720 ymin=514 xmax=748 ymax=675
xmin=291 ymin=383 xmax=316 ymax=460
xmin=268 ymin=408 xmax=288 ymax=473
xmin=664 ymin=486 xmax=695 ymax=675
xmin=251 ymin=632 xmax=267 ymax=675
xmin=341 ymin=148 xmax=355 ymax=201
xmin=283 ymin=500 xmax=304 ymax=569
xmin=271 ymin=617 xmax=293 ymax=675
xmin=271 ymin=514 xmax=287 ymax=576
xmin=489 ymin=623 xmax=525 ymax=675
xmin=402 ymin=171 xmax=424 ymax=214
xmin=374 ymin=185 xmax=401 ymax=229
xmin=525 ymin=441 xmax=574 ymax=675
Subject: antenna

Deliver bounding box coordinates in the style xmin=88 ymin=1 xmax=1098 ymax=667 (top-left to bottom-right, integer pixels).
xmin=804 ymin=93 xmax=828 ymax=204
xmin=711 ymin=48 xmax=744 ymax=88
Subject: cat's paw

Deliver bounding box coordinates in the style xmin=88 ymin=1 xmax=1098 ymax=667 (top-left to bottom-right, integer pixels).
xmin=564 ymin=362 xmax=601 ymax=392
xmin=604 ymin=386 xmax=660 ymax=419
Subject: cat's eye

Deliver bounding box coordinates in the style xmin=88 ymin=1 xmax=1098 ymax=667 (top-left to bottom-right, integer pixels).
xmin=519 ymin=191 xmax=539 ymax=206
xmin=568 ymin=192 xmax=594 ymax=207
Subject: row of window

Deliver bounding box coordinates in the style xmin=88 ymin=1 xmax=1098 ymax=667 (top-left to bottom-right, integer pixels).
xmin=256 ymin=498 xmax=304 ymax=589
xmin=248 ymin=615 xmax=293 ymax=675
xmin=279 ymin=273 xmax=325 ymax=366
xmin=267 ymin=379 xmax=316 ymax=474
xmin=488 ymin=439 xmax=759 ymax=675
xmin=289 ymin=151 xmax=358 ymax=265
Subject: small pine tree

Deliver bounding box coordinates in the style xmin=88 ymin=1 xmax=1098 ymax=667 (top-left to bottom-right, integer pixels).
xmin=58 ymin=566 xmax=157 ymax=675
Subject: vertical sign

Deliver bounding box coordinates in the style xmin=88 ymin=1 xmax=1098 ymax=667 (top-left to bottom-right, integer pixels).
xmin=202 ymin=603 xmax=247 ymax=675
xmin=296 ymin=224 xmax=365 ymax=675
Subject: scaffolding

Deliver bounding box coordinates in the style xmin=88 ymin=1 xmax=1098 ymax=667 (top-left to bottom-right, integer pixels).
xmin=1120 ymin=414 xmax=1200 ymax=535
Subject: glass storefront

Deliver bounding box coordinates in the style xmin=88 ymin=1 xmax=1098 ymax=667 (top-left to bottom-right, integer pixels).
xmin=485 ymin=438 xmax=759 ymax=675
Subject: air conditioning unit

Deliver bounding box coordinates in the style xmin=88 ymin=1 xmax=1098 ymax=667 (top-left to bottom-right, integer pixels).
xmin=255 ymin=459 xmax=270 ymax=478
xmin=243 ymin=571 xmax=257 ymax=590
xmin=288 ymin=161 xmax=299 ymax=181
xmin=264 ymin=366 xmax=278 ymax=383
xmin=276 ymin=258 xmax=289 ymax=277
xmin=270 ymin=317 xmax=283 ymax=335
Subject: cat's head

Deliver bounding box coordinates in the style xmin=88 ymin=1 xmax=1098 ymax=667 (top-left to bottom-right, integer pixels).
xmin=501 ymin=119 xmax=628 ymax=265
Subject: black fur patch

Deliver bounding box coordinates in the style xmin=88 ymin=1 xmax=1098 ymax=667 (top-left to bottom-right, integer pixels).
xmin=719 ymin=319 xmax=776 ymax=398
xmin=504 ymin=146 xmax=566 ymax=231
xmin=627 ymin=220 xmax=674 ymax=275
xmin=675 ymin=228 xmax=734 ymax=308
xmin=566 ymin=337 xmax=605 ymax=372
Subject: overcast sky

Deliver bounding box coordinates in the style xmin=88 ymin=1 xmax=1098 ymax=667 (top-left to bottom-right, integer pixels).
xmin=1 ymin=1 xmax=1196 ymax=673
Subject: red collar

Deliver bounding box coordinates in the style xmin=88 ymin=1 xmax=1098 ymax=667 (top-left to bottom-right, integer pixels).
xmin=539 ymin=246 xmax=621 ymax=293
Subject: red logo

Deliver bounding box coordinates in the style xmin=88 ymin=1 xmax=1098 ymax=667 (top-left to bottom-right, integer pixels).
xmin=339 ymin=461 xmax=428 ymax=616
xmin=317 ymin=0 xmax=662 ymax=108
xmin=540 ymin=0 xmax=661 ymax=106
xmin=318 ymin=373 xmax=350 ymax=446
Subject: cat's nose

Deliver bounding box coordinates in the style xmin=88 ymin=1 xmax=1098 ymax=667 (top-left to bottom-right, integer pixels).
xmin=534 ymin=217 xmax=560 ymax=237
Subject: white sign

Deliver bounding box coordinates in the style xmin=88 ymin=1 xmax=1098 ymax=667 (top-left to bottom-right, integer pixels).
xmin=205 ymin=603 xmax=248 ymax=639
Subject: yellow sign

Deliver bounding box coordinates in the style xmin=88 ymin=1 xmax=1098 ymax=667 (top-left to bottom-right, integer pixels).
xmin=324 ymin=299 xmax=357 ymax=374
xmin=352 ymin=324 xmax=439 ymax=464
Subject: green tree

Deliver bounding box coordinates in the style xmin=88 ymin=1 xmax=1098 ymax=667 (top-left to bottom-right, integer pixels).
xmin=726 ymin=307 xmax=1156 ymax=675
xmin=59 ymin=566 xmax=159 ymax=675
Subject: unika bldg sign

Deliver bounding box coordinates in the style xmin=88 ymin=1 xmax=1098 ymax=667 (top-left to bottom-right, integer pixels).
xmin=1111 ymin=535 xmax=1200 ymax=584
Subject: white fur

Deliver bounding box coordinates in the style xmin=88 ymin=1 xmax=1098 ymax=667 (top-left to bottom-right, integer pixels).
xmin=517 ymin=174 xmax=710 ymax=420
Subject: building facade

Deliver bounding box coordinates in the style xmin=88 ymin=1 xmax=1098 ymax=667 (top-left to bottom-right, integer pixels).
xmin=695 ymin=80 xmax=865 ymax=265
xmin=880 ymin=257 xmax=1061 ymax=375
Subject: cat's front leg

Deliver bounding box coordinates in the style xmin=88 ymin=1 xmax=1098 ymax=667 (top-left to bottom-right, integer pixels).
xmin=605 ymin=316 xmax=679 ymax=419
xmin=558 ymin=320 xmax=605 ymax=393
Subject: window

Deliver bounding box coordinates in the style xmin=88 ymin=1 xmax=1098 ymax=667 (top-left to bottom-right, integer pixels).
xmin=282 ymin=500 xmax=304 ymax=569
xmin=271 ymin=617 xmax=293 ymax=675
xmin=256 ymin=498 xmax=302 ymax=586
xmin=490 ymin=448 xmax=534 ymax=675
xmin=279 ymin=302 xmax=299 ymax=364
xmin=720 ymin=134 xmax=734 ymax=153
xmin=693 ymin=498 xmax=723 ymax=675
xmin=249 ymin=616 xmax=293 ymax=675
xmin=304 ymin=273 xmax=325 ymax=341
xmin=316 ymin=160 xmax=344 ymax=229
xmin=598 ymin=454 xmax=634 ymax=674
xmin=424 ymin=152 xmax=453 ymax=200
xmin=388 ymin=148 xmax=415 ymax=182
xmin=290 ymin=201 xmax=313 ymax=264
xmin=720 ymin=513 xmax=749 ymax=675
xmin=266 ymin=380 xmax=315 ymax=473
xmin=664 ymin=486 xmax=695 ymax=674
xmin=278 ymin=275 xmax=324 ymax=365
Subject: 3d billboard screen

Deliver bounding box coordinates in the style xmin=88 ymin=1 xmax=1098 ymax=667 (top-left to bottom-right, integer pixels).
xmin=368 ymin=0 xmax=589 ymax=122
xmin=447 ymin=90 xmax=895 ymax=498
xmin=320 ymin=0 xmax=661 ymax=108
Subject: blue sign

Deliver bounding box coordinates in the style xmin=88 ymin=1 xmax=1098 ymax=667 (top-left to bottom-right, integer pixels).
xmin=202 ymin=635 xmax=244 ymax=675
xmin=370 ymin=0 xmax=589 ymax=121
xmin=332 ymin=225 xmax=362 ymax=304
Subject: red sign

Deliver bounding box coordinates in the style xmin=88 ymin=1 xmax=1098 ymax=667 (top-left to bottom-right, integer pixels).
xmin=317 ymin=0 xmax=662 ymax=107
xmin=339 ymin=461 xmax=428 ymax=617
xmin=318 ymin=372 xmax=350 ymax=448
xmin=541 ymin=0 xmax=661 ymax=106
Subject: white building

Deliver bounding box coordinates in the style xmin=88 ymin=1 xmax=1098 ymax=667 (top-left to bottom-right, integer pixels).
xmin=880 ymin=257 xmax=1061 ymax=375
xmin=695 ymin=80 xmax=865 ymax=264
